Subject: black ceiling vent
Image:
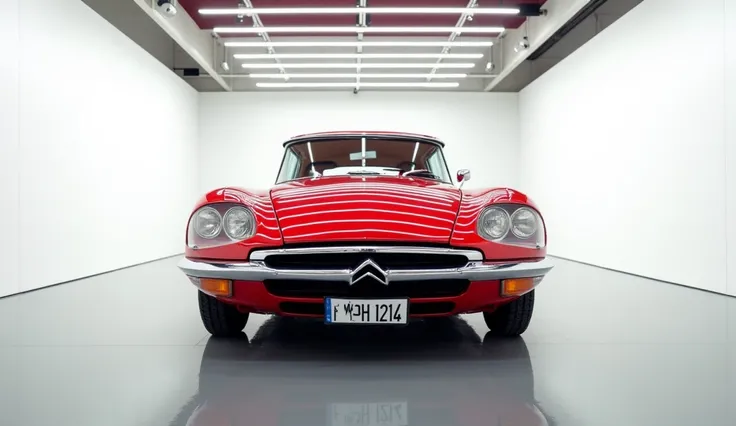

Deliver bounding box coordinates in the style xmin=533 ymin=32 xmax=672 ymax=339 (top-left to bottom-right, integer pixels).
xmin=174 ymin=68 xmax=200 ymax=77
xmin=518 ymin=3 xmax=544 ymax=17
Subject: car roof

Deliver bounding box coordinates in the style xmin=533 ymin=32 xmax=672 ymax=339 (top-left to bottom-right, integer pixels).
xmin=284 ymin=131 xmax=445 ymax=147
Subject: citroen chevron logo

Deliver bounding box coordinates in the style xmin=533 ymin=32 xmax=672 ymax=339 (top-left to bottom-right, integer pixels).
xmin=349 ymin=259 xmax=388 ymax=286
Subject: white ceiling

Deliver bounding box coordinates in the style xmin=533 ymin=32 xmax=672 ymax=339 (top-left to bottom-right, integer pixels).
xmin=82 ymin=0 xmax=643 ymax=92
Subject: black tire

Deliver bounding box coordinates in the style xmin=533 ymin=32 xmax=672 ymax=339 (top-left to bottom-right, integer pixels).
xmin=483 ymin=290 xmax=535 ymax=337
xmin=198 ymin=290 xmax=249 ymax=337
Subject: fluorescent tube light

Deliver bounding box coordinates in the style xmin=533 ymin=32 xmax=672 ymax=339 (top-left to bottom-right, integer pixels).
xmin=241 ymin=63 xmax=476 ymax=69
xmin=255 ymin=82 xmax=461 ymax=88
xmin=213 ymin=26 xmax=505 ymax=34
xmin=224 ymin=41 xmax=494 ymax=48
xmin=201 ymin=7 xmax=519 ymax=15
xmin=248 ymin=73 xmax=467 ymax=79
xmin=234 ymin=53 xmax=483 ymax=60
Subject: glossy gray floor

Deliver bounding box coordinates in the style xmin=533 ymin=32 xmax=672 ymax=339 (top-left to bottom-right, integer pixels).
xmin=0 ymin=256 xmax=734 ymax=426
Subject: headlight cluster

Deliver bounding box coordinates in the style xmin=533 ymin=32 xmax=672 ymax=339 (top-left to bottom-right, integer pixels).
xmin=188 ymin=203 xmax=256 ymax=249
xmin=477 ymin=204 xmax=545 ymax=248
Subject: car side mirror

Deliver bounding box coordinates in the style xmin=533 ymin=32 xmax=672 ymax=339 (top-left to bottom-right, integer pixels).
xmin=456 ymin=169 xmax=471 ymax=183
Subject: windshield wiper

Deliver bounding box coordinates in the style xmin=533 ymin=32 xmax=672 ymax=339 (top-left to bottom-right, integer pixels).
xmin=400 ymin=169 xmax=441 ymax=181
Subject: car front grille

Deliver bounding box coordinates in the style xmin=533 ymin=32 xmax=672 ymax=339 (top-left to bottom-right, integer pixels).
xmin=264 ymin=278 xmax=470 ymax=299
xmin=253 ymin=246 xmax=477 ymax=304
xmin=260 ymin=251 xmax=470 ymax=270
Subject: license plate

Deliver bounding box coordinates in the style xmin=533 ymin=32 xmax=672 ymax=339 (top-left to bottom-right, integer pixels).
xmin=329 ymin=402 xmax=408 ymax=426
xmin=325 ymin=298 xmax=408 ymax=324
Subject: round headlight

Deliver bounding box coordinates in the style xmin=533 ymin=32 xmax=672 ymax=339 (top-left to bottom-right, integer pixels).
xmin=511 ymin=207 xmax=538 ymax=239
xmin=477 ymin=207 xmax=511 ymax=241
xmin=223 ymin=206 xmax=256 ymax=240
xmin=194 ymin=207 xmax=222 ymax=239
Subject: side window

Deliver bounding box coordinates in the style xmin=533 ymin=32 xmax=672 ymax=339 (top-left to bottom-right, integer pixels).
xmin=277 ymin=149 xmax=301 ymax=182
xmin=425 ymin=148 xmax=451 ymax=182
xmin=426 ymin=150 xmax=443 ymax=175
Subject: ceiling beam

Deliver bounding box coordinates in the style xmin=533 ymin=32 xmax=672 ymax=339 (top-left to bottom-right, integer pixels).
xmin=132 ymin=0 xmax=231 ymax=91
xmin=427 ymin=0 xmax=478 ymax=82
xmin=356 ymin=0 xmax=368 ymax=92
xmin=484 ymin=0 xmax=592 ymax=91
xmin=239 ymin=0 xmax=289 ymax=80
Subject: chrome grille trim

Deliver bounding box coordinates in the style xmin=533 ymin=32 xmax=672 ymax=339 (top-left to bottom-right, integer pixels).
xmin=248 ymin=246 xmax=483 ymax=262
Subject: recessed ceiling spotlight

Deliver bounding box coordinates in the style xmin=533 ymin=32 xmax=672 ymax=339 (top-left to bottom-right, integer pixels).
xmin=514 ymin=37 xmax=530 ymax=53
xmin=156 ymin=0 xmax=177 ymax=17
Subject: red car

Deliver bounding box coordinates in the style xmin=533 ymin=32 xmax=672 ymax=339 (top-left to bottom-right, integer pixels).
xmin=178 ymin=131 xmax=553 ymax=337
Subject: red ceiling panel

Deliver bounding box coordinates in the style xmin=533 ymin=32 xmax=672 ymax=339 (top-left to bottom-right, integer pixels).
xmin=178 ymin=0 xmax=544 ymax=34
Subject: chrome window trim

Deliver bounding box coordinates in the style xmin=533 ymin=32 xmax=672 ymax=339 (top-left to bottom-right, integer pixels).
xmin=283 ymin=133 xmax=446 ymax=148
xmin=248 ymin=246 xmax=484 ymax=262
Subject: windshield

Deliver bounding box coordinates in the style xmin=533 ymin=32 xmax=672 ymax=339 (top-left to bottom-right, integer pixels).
xmin=276 ymin=137 xmax=452 ymax=184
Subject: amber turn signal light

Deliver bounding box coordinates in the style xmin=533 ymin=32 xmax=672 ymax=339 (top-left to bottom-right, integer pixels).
xmin=199 ymin=278 xmax=232 ymax=297
xmin=501 ymin=276 xmax=543 ymax=297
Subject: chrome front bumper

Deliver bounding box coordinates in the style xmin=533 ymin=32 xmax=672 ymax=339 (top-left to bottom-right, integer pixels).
xmin=178 ymin=246 xmax=554 ymax=283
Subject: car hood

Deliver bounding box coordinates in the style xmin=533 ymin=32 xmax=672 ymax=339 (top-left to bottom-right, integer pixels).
xmin=269 ymin=175 xmax=462 ymax=244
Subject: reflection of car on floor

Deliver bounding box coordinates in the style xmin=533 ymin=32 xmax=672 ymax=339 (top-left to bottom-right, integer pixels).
xmin=178 ymin=131 xmax=553 ymax=336
xmin=168 ymin=317 xmax=553 ymax=426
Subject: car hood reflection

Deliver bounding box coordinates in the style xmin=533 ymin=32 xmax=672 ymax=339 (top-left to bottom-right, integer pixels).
xmin=170 ymin=317 xmax=553 ymax=426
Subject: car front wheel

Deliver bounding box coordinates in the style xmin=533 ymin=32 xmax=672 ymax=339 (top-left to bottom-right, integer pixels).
xmin=198 ymin=291 xmax=249 ymax=337
xmin=483 ymin=290 xmax=535 ymax=337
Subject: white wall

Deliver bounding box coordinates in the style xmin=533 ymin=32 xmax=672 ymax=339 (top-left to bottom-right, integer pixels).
xmin=0 ymin=0 xmax=199 ymax=297
xmin=519 ymin=0 xmax=735 ymax=296
xmin=727 ymin=0 xmax=736 ymax=298
xmin=0 ymin=0 xmax=20 ymax=298
xmin=199 ymin=92 xmax=519 ymax=192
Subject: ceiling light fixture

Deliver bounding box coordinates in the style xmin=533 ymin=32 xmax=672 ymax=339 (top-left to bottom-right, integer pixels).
xmin=224 ymin=41 xmax=494 ymax=48
xmin=213 ymin=26 xmax=505 ymax=34
xmin=255 ymin=82 xmax=460 ymax=88
xmin=514 ymin=37 xmax=530 ymax=53
xmin=241 ymin=63 xmax=476 ymax=69
xmin=201 ymin=7 xmax=519 ymax=15
xmin=234 ymin=53 xmax=483 ymax=60
xmin=156 ymin=0 xmax=178 ymax=17
xmin=248 ymin=73 xmax=468 ymax=79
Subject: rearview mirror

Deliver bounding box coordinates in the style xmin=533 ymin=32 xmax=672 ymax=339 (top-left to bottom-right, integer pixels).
xmin=457 ymin=169 xmax=471 ymax=183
